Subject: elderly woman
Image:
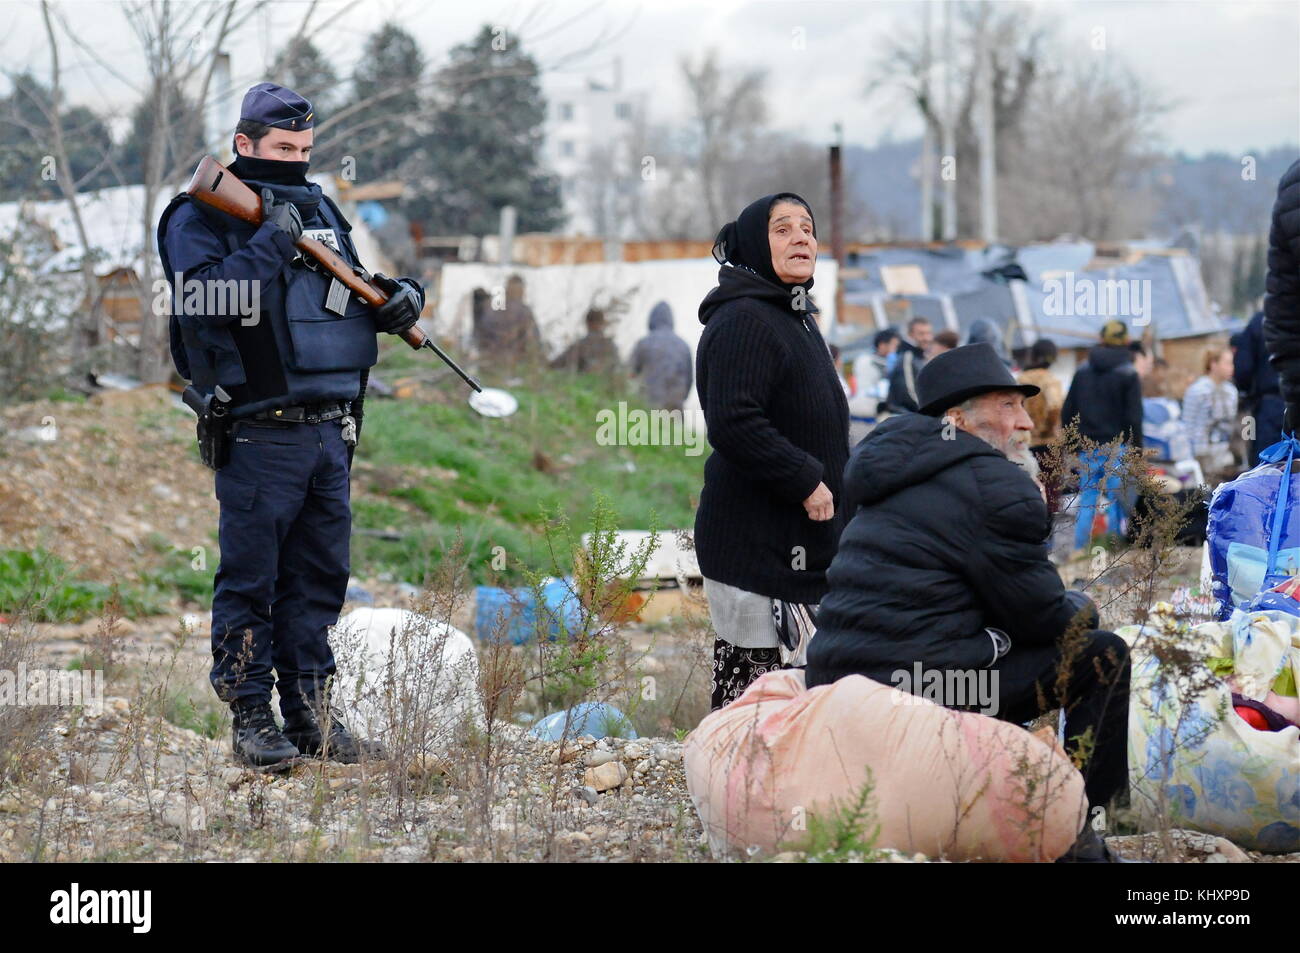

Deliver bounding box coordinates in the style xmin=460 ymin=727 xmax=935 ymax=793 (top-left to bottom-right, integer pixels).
xmin=694 ymin=192 xmax=850 ymax=709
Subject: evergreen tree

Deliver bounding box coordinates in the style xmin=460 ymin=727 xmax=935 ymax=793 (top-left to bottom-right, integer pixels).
xmin=409 ymin=25 xmax=563 ymax=235
xmin=269 ymin=36 xmax=341 ymax=116
xmin=333 ymin=22 xmax=426 ymax=182
xmin=116 ymin=79 xmax=204 ymax=186
xmin=0 ymin=73 xmax=114 ymax=200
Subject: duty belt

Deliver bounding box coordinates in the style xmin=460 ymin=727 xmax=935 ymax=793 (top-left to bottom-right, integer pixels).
xmin=250 ymin=400 xmax=352 ymax=424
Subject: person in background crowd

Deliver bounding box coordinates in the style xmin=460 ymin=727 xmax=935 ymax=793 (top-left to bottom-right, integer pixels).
xmin=966 ymin=317 xmax=1012 ymax=367
xmin=1018 ymin=338 xmax=1065 ymax=513
xmin=886 ymin=322 xmax=952 ymax=413
xmin=1019 ymin=338 xmax=1064 ymax=450
xmin=851 ymin=328 xmax=898 ymax=415
xmin=1182 ymin=346 xmax=1239 ymax=485
xmin=475 ymin=274 xmax=543 ymax=369
xmin=1129 ymin=341 xmax=1153 ymax=381
xmin=1143 ymin=356 xmax=1171 ymax=398
xmin=846 ymin=329 xmax=899 ymax=444
xmin=899 ymin=316 xmax=933 ymax=358
xmin=694 ymin=192 xmax=849 ymax=710
xmin=1061 ymin=320 xmax=1145 ymax=549
xmin=1237 ymin=308 xmax=1285 ymax=465
xmin=551 ymin=307 xmax=621 ymax=377
xmin=630 ymin=301 xmax=693 ymax=411
xmin=932 ymin=329 xmax=958 ymax=353
xmin=1263 ymin=158 xmax=1300 ymax=440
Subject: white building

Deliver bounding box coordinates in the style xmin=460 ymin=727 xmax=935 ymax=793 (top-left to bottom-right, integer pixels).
xmin=542 ymin=63 xmax=648 ymax=238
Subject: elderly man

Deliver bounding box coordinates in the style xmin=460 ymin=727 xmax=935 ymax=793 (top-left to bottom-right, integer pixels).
xmin=807 ymin=343 xmax=1132 ymax=862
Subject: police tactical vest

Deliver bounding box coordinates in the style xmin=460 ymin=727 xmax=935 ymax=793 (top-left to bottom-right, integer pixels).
xmin=157 ymin=186 xmax=377 ymax=417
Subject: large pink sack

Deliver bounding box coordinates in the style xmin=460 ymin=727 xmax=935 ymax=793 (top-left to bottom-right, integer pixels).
xmin=684 ymin=669 xmax=1087 ymax=861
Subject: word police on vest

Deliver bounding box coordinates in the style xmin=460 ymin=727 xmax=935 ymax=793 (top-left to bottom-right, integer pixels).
xmin=49 ymin=883 xmax=151 ymax=933
xmin=152 ymin=274 xmax=261 ymax=326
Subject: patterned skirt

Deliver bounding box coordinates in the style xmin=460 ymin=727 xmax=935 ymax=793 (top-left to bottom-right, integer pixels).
xmin=710 ymin=638 xmax=789 ymax=711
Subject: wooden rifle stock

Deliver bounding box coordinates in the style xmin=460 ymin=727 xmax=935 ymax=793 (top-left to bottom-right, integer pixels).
xmin=185 ymin=155 xmax=420 ymax=349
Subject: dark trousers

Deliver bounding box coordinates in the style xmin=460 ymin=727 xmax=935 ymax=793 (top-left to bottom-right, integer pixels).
xmin=991 ymin=629 xmax=1131 ymax=810
xmin=1249 ymin=394 xmax=1285 ymax=466
xmin=210 ymin=418 xmax=351 ymax=716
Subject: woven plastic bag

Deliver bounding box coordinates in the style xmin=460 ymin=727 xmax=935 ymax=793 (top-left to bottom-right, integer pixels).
xmin=684 ymin=669 xmax=1086 ymax=861
xmin=1118 ymin=605 xmax=1300 ymax=853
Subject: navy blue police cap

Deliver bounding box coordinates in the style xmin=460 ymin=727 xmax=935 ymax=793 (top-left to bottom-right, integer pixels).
xmin=240 ymin=82 xmax=314 ymax=131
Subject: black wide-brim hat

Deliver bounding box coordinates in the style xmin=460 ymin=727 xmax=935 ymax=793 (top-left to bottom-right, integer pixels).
xmin=916 ymin=341 xmax=1039 ymax=416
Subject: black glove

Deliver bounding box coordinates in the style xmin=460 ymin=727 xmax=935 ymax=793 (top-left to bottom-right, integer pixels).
xmin=1286 ymin=403 xmax=1300 ymax=435
xmin=371 ymin=272 xmax=422 ymax=335
xmin=1063 ymin=588 xmax=1101 ymax=631
xmin=261 ymin=187 xmax=303 ymax=243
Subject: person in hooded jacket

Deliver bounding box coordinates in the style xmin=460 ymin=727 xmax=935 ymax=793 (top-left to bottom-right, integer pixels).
xmin=695 ymin=192 xmax=850 ymax=709
xmin=1263 ymin=158 xmax=1300 ymax=435
xmin=1060 ymin=320 xmax=1145 ymax=549
xmin=807 ymin=343 xmax=1131 ymax=862
xmin=965 ymin=316 xmax=1012 ymax=367
xmin=630 ymin=301 xmax=693 ymax=410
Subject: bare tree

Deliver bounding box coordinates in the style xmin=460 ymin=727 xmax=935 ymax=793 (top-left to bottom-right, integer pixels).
xmin=124 ymin=0 xmax=262 ymax=382
xmin=999 ymin=57 xmax=1168 ymax=242
xmin=27 ymin=1 xmax=110 ymax=369
xmin=680 ymin=49 xmax=768 ymax=230
xmin=872 ymin=0 xmax=1049 ymax=238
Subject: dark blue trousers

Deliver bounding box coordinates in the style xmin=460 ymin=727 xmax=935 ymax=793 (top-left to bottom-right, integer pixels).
xmin=210 ymin=418 xmax=350 ymax=715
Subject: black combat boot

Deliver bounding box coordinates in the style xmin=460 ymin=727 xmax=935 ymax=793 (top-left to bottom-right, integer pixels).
xmin=281 ymin=705 xmax=385 ymax=764
xmin=231 ymin=701 xmax=300 ymax=768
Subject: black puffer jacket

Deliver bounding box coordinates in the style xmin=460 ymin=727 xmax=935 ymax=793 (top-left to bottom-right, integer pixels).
xmin=694 ymin=266 xmax=850 ymax=604
xmin=1060 ymin=344 xmax=1144 ymax=447
xmin=1264 ymin=158 xmax=1300 ymax=409
xmin=806 ymin=413 xmax=1084 ymax=687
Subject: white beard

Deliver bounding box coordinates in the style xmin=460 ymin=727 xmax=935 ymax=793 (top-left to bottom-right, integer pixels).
xmin=972 ymin=423 xmax=1038 ymax=481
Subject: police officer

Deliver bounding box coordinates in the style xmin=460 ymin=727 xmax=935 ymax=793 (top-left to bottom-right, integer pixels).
xmin=158 ymin=82 xmax=424 ymax=767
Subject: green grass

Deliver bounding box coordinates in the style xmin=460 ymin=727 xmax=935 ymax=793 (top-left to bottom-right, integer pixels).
xmin=0 ymin=546 xmax=211 ymax=622
xmin=352 ymin=353 xmax=704 ymax=586
xmin=0 ymin=548 xmax=111 ymax=622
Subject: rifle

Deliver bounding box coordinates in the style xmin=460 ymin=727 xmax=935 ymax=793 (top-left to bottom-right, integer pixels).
xmin=185 ymin=155 xmax=482 ymax=393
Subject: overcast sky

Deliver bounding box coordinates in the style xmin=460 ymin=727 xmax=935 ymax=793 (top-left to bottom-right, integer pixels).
xmin=2 ymin=0 xmax=1296 ymax=156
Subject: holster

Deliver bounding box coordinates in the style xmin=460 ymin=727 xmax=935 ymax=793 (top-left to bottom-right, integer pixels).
xmin=182 ymin=385 xmax=233 ymax=471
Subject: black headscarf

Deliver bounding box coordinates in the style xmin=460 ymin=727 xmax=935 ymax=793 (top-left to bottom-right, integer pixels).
xmin=711 ymin=192 xmax=817 ymax=292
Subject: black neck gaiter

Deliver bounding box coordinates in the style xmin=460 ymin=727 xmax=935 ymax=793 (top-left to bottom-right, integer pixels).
xmin=229 ymin=152 xmax=310 ymax=184
xmin=228 ymin=153 xmax=320 ymax=221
